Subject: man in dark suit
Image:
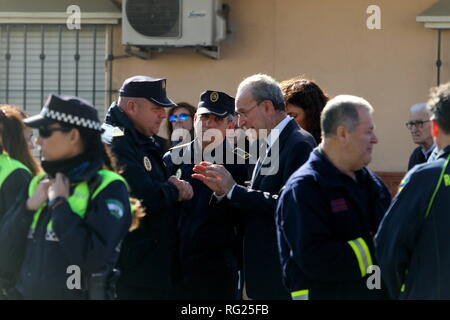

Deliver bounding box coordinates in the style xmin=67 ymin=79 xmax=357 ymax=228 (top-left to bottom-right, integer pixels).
xmin=192 ymin=74 xmax=316 ymax=299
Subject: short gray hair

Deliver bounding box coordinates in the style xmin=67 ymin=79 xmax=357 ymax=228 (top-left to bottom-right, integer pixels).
xmin=237 ymin=74 xmax=285 ymax=111
xmin=410 ymin=103 xmax=428 ymax=114
xmin=321 ymin=95 xmax=374 ymax=136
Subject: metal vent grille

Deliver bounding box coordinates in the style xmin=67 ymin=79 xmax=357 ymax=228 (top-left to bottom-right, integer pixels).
xmin=126 ymin=0 xmax=181 ymax=38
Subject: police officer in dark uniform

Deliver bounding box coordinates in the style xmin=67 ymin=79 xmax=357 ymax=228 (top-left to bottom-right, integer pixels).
xmin=0 ymin=94 xmax=132 ymax=299
xmin=376 ymin=83 xmax=450 ymax=299
xmin=164 ymin=90 xmax=251 ymax=300
xmin=102 ymin=76 xmax=193 ymax=299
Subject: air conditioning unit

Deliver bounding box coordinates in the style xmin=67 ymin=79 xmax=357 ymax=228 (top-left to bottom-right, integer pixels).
xmin=122 ymin=0 xmax=228 ymax=47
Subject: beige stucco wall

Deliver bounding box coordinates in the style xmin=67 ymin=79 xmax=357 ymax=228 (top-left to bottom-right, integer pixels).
xmin=111 ymin=0 xmax=447 ymax=172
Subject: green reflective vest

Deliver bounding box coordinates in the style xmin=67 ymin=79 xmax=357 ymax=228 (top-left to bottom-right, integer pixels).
xmin=28 ymin=169 xmax=131 ymax=236
xmin=0 ymin=153 xmax=31 ymax=190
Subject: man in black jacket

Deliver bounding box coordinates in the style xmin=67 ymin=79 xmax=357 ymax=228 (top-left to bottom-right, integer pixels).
xmin=276 ymin=95 xmax=391 ymax=300
xmin=102 ymin=76 xmax=193 ymax=299
xmin=376 ymin=83 xmax=450 ymax=299
xmin=192 ymin=74 xmax=316 ymax=299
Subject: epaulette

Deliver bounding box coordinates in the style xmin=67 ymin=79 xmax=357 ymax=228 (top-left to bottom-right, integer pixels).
xmin=101 ymin=124 xmax=124 ymax=144
xmin=112 ymin=126 xmax=125 ymax=137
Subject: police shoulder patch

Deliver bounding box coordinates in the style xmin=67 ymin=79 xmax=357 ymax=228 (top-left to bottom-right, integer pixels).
xmin=106 ymin=199 xmax=124 ymax=219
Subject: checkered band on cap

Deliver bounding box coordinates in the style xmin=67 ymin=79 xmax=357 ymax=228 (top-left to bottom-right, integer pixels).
xmin=41 ymin=107 xmax=103 ymax=131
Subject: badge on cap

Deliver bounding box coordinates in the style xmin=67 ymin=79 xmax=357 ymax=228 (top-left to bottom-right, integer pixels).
xmin=210 ymin=91 xmax=219 ymax=102
xmin=143 ymin=156 xmax=152 ymax=171
xmin=175 ymin=168 xmax=182 ymax=179
xmin=161 ymin=80 xmax=166 ymax=89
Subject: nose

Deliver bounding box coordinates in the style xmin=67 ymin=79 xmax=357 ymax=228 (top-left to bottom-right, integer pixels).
xmin=35 ymin=135 xmax=43 ymax=146
xmin=371 ymin=132 xmax=378 ymax=144
xmin=237 ymin=115 xmax=246 ymax=128
xmin=203 ymin=118 xmax=210 ymax=130
xmin=160 ymin=108 xmax=167 ymax=119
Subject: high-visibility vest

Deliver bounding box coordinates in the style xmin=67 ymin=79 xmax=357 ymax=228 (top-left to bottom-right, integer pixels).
xmin=0 ymin=152 xmax=31 ymax=190
xmin=28 ymin=169 xmax=131 ymax=239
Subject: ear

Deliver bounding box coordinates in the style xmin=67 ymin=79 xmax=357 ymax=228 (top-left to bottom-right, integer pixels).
xmin=263 ymin=100 xmax=275 ymax=115
xmin=69 ymin=127 xmax=81 ymax=144
xmin=227 ymin=120 xmax=236 ymax=130
xmin=193 ymin=114 xmax=197 ymax=122
xmin=126 ymin=100 xmax=137 ymax=115
xmin=335 ymin=125 xmax=348 ymax=142
xmin=431 ymin=119 xmax=439 ymax=137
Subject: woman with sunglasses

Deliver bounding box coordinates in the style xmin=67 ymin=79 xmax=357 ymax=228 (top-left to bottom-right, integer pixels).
xmin=166 ymin=102 xmax=196 ymax=148
xmin=0 ymin=94 xmax=135 ymax=300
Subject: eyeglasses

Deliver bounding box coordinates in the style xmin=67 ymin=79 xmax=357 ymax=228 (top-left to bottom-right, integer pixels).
xmin=169 ymin=113 xmax=190 ymax=122
xmin=405 ymin=120 xmax=430 ymax=130
xmin=236 ymin=101 xmax=262 ymax=119
xmin=38 ymin=126 xmax=71 ymax=138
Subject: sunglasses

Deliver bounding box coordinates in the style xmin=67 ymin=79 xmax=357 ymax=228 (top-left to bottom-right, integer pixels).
xmin=169 ymin=113 xmax=190 ymax=122
xmin=38 ymin=126 xmax=72 ymax=138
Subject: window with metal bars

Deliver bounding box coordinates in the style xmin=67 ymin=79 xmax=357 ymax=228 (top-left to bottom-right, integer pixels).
xmin=0 ymin=24 xmax=108 ymax=120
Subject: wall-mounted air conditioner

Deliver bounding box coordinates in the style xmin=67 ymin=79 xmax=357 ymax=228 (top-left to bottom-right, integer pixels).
xmin=122 ymin=0 xmax=227 ymax=48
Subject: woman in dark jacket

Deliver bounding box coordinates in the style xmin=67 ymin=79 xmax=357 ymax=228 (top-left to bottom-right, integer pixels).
xmin=0 ymin=105 xmax=41 ymax=293
xmin=0 ymin=95 xmax=138 ymax=300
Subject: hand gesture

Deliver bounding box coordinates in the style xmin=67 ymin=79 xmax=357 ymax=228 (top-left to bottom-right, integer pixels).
xmin=168 ymin=176 xmax=194 ymax=201
xmin=192 ymin=161 xmax=236 ymax=196
xmin=48 ymin=173 xmax=70 ymax=202
xmin=26 ymin=177 xmax=51 ymax=211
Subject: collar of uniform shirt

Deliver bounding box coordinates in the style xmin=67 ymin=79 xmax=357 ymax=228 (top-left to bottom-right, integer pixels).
xmin=264 ymin=116 xmax=292 ymax=150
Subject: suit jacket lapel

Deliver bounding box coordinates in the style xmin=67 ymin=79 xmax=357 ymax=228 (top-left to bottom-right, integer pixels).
xmin=250 ymin=119 xmax=295 ymax=188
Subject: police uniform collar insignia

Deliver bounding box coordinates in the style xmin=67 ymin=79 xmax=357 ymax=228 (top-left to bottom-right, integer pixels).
xmin=233 ymin=147 xmax=251 ymax=160
xmin=176 ymin=168 xmax=182 ymax=179
xmin=143 ymin=156 xmax=152 ymax=171
xmin=210 ymin=91 xmax=219 ymax=102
